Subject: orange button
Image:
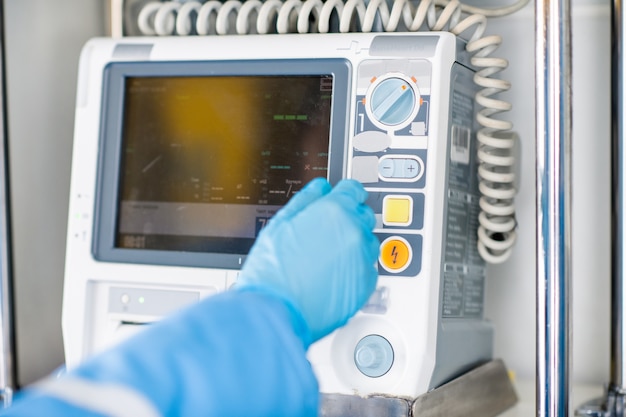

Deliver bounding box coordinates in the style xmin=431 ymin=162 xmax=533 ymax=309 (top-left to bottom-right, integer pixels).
xmin=379 ymin=237 xmax=412 ymax=273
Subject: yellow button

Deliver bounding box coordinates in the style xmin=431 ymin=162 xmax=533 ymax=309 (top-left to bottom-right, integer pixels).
xmin=379 ymin=237 xmax=412 ymax=273
xmin=383 ymin=196 xmax=412 ymax=226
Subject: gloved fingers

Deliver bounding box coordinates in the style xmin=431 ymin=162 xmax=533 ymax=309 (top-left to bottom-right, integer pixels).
xmin=270 ymin=177 xmax=332 ymax=224
xmin=328 ymin=179 xmax=369 ymax=205
xmin=359 ymin=228 xmax=381 ymax=287
xmin=353 ymin=201 xmax=377 ymax=231
xmin=322 ymin=180 xmax=375 ymax=230
xmin=366 ymin=231 xmax=382 ymax=261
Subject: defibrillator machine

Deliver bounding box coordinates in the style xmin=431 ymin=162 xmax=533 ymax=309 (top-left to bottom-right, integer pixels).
xmin=62 ymin=32 xmax=511 ymax=400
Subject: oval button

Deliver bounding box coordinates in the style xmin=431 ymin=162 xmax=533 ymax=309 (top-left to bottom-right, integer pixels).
xmin=378 ymin=156 xmax=424 ymax=182
xmin=353 ymin=131 xmax=392 ymax=153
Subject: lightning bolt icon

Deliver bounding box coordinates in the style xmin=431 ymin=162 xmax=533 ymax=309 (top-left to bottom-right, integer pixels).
xmin=391 ymin=246 xmax=398 ymax=264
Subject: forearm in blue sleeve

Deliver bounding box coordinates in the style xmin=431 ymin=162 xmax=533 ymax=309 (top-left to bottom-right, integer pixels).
xmin=2 ymin=290 xmax=319 ymax=417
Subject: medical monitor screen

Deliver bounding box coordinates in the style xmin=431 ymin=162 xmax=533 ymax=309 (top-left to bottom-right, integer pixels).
xmin=116 ymin=75 xmax=332 ymax=255
xmin=94 ymin=59 xmax=350 ymax=268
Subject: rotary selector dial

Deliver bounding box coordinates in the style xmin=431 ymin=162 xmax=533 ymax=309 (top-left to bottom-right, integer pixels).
xmin=365 ymin=73 xmax=421 ymax=131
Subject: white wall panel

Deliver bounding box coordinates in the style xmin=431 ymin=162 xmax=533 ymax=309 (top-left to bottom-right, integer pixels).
xmin=4 ymin=0 xmax=105 ymax=386
xmin=0 ymin=0 xmax=615 ymax=389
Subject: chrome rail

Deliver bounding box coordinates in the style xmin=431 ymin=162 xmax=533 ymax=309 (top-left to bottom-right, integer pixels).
xmin=536 ymin=0 xmax=573 ymax=416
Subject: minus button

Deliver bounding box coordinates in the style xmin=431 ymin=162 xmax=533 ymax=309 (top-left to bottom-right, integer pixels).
xmin=378 ymin=158 xmax=396 ymax=178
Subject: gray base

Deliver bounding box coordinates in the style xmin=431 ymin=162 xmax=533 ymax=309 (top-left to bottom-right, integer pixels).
xmin=320 ymin=359 xmax=518 ymax=417
xmin=576 ymin=385 xmax=626 ymax=417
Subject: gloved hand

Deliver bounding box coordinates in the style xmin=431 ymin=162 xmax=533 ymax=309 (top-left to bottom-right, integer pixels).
xmin=2 ymin=178 xmax=378 ymax=417
xmin=235 ymin=178 xmax=380 ymax=344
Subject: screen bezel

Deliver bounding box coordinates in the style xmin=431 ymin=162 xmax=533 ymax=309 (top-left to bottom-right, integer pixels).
xmin=93 ymin=58 xmax=352 ymax=269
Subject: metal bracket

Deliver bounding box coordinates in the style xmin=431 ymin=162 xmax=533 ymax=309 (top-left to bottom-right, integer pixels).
xmin=320 ymin=359 xmax=517 ymax=417
xmin=0 ymin=388 xmax=11 ymax=409
xmin=576 ymin=386 xmax=626 ymax=417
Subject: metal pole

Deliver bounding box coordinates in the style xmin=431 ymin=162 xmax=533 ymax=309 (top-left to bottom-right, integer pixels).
xmin=612 ymin=0 xmax=626 ymax=396
xmin=536 ymin=0 xmax=573 ymax=416
xmin=0 ymin=0 xmax=15 ymax=406
xmin=575 ymin=1 xmax=626 ymax=416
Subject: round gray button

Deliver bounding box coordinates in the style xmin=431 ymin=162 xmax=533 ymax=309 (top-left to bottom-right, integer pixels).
xmin=354 ymin=334 xmax=394 ymax=378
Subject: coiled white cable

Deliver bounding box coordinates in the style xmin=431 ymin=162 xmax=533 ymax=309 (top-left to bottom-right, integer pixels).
xmin=136 ymin=0 xmax=522 ymax=263
xmin=138 ymin=0 xmax=528 ymax=35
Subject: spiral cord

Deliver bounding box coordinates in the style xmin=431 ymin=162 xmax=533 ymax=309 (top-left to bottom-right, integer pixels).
xmin=135 ymin=0 xmax=524 ymax=263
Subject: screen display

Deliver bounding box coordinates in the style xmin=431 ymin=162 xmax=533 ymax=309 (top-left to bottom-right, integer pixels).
xmin=115 ymin=75 xmax=333 ymax=254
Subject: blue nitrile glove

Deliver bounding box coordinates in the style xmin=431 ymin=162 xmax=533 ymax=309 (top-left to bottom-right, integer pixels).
xmin=235 ymin=177 xmax=380 ymax=344
xmin=4 ymin=291 xmax=320 ymax=417
xmin=0 ymin=178 xmax=379 ymax=417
